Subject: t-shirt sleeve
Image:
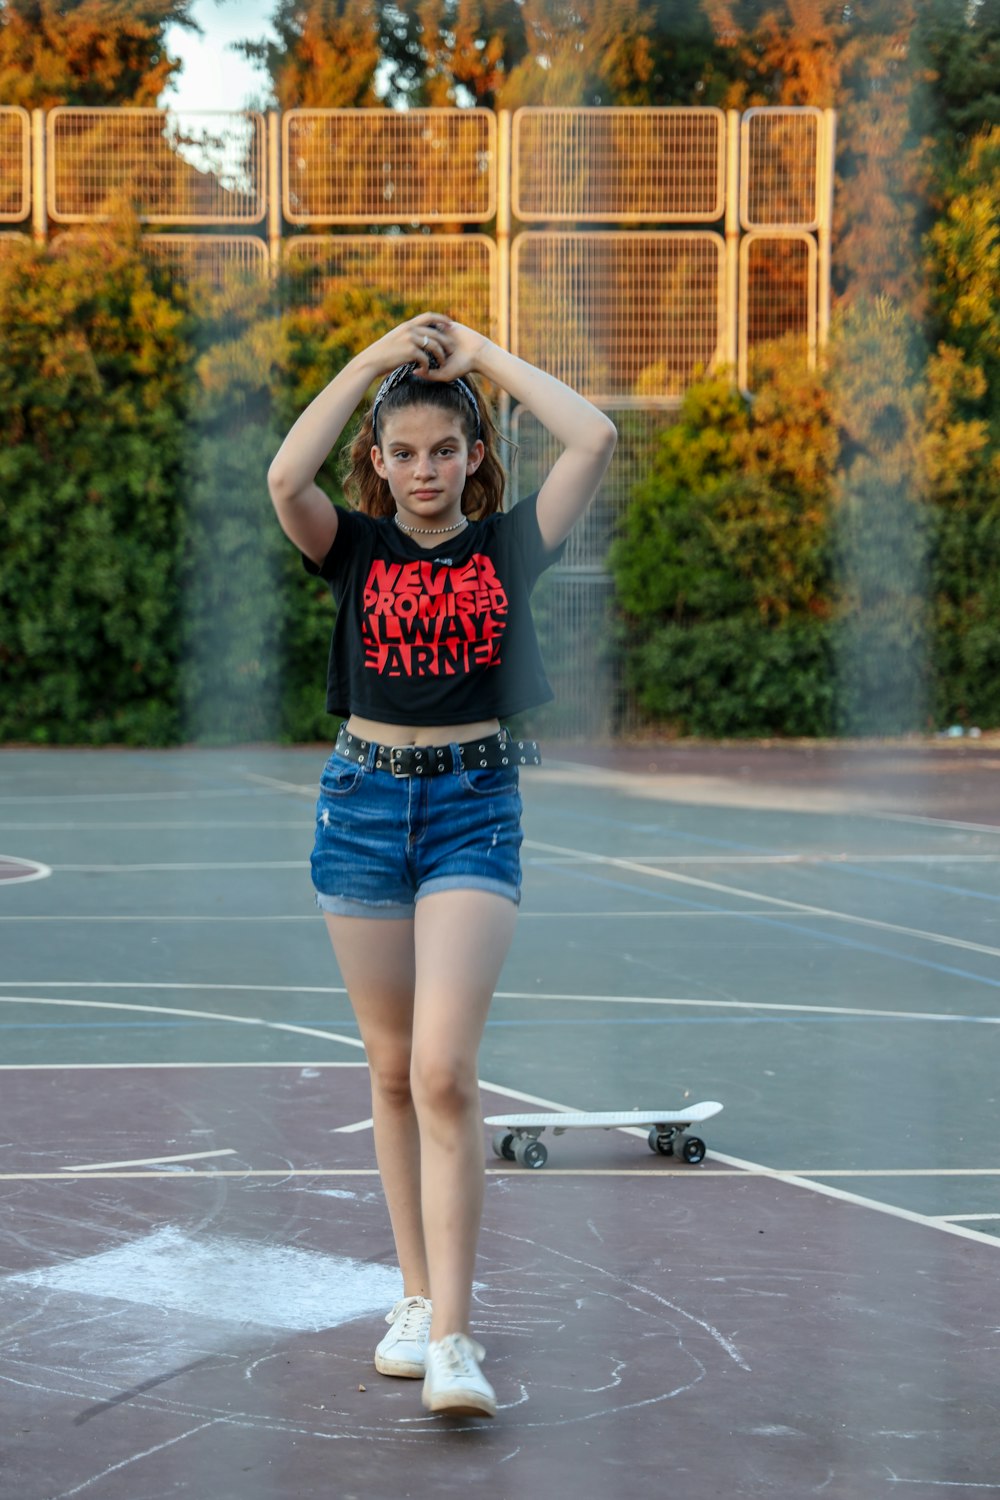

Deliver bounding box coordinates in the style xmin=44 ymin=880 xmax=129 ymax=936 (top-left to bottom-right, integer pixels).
xmin=506 ymin=491 xmax=567 ymax=590
xmin=300 ymin=506 xmax=374 ymax=593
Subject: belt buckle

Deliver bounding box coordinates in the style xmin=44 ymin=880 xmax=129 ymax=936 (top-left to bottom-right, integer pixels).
xmin=390 ymin=745 xmax=419 ymax=778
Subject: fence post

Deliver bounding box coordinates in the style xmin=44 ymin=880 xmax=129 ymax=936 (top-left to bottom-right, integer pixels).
xmin=818 ymin=107 xmax=837 ymax=352
xmin=725 ymin=110 xmax=740 ymax=378
xmin=496 ymin=109 xmax=512 ymax=442
xmin=267 ymin=110 xmax=282 ymax=275
xmin=31 ymin=109 xmax=47 ymax=243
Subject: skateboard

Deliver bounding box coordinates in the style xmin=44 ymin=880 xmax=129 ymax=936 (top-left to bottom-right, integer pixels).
xmin=484 ymin=1101 xmax=723 ymax=1170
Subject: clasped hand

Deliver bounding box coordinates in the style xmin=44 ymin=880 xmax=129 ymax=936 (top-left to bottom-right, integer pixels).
xmin=374 ymin=314 xmax=488 ymax=382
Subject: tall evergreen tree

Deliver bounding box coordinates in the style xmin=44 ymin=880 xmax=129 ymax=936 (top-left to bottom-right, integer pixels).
xmin=914 ymin=0 xmax=1000 ymax=154
xmin=239 ymin=0 xmax=381 ymax=109
xmin=0 ymin=0 xmax=195 ymax=107
xmin=497 ymin=0 xmax=654 ymax=108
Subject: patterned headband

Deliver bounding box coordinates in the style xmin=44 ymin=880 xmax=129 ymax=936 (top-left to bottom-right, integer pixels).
xmin=371 ymin=363 xmax=481 ymax=443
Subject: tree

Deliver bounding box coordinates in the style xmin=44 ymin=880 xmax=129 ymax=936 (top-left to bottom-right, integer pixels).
xmin=239 ymin=0 xmax=381 ymax=109
xmin=0 ymin=0 xmax=196 ymax=107
xmin=831 ymin=296 xmax=931 ymax=734
xmin=497 ymin=0 xmax=654 ymax=108
xmin=411 ymin=0 xmax=526 ymax=106
xmin=914 ymin=0 xmax=1000 ymax=155
xmin=0 ymin=228 xmax=193 ymax=744
xmin=924 ymin=125 xmax=1000 ymax=728
xmin=703 ymin=2 xmax=929 ymax=309
xmin=926 ymin=125 xmax=1000 ymax=423
xmin=609 ymin=353 xmax=839 ymax=736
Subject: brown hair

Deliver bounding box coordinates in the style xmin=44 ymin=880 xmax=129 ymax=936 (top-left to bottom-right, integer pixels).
xmin=342 ymin=373 xmax=508 ymax=519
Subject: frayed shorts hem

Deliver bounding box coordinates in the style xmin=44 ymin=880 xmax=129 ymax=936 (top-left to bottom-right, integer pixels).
xmin=315 ymin=876 xmax=520 ymax=920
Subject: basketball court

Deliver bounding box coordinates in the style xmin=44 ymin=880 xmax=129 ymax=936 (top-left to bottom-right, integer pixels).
xmin=2 ymin=740 xmax=998 ymax=1498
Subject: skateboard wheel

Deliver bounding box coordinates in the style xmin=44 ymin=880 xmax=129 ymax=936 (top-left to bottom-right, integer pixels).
xmin=515 ymin=1138 xmax=548 ymax=1169
xmin=649 ymin=1127 xmax=675 ymax=1156
xmin=492 ymin=1131 xmax=516 ymax=1161
xmin=682 ymin=1136 xmax=706 ymax=1165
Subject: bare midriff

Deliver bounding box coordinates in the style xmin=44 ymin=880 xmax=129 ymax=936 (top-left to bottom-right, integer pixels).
xmin=345 ymin=715 xmax=502 ymax=747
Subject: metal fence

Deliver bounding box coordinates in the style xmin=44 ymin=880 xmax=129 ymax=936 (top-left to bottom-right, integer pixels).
xmin=0 ymin=103 xmax=834 ymax=735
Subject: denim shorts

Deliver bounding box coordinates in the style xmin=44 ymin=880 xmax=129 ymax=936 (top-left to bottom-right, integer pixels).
xmin=311 ymin=745 xmax=523 ymax=918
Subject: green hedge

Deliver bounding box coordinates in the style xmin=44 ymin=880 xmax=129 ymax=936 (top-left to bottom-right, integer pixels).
xmin=0 ymin=230 xmax=410 ymax=745
xmin=0 ymin=232 xmax=190 ymax=744
xmin=609 ymin=355 xmax=839 ymax=738
xmin=609 ymin=294 xmax=1000 ymax=739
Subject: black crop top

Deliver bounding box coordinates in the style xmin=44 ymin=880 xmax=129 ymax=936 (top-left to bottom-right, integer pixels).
xmin=302 ymin=493 xmax=565 ymax=725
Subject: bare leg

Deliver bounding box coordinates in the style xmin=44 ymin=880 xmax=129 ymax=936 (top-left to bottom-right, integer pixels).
xmin=324 ymin=914 xmax=428 ymax=1297
xmin=410 ymin=890 xmax=517 ymax=1341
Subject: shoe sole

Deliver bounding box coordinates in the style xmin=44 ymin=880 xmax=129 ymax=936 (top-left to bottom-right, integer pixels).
xmin=374 ymin=1353 xmax=425 ymax=1378
xmin=422 ymin=1387 xmax=496 ymax=1418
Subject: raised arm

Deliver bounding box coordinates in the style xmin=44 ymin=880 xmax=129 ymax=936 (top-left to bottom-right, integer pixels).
xmin=267 ymin=314 xmax=454 ymax=564
xmin=423 ymin=323 xmax=618 ymax=550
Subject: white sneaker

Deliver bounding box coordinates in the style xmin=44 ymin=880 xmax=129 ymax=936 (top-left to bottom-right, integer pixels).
xmin=421 ymin=1333 xmax=497 ymax=1418
xmin=374 ymin=1296 xmax=433 ymax=1378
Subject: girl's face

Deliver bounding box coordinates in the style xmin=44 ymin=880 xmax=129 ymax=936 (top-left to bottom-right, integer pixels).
xmin=371 ymin=405 xmax=484 ymax=532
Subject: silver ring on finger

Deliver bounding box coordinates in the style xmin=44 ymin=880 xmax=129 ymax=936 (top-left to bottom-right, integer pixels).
xmin=421 ymin=335 xmax=429 ymax=349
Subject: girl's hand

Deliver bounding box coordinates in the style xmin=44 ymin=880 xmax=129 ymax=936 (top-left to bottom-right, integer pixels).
xmin=421 ymin=319 xmax=491 ymax=382
xmin=367 ymin=313 xmax=455 ymax=377
xmin=366 ymin=315 xmax=491 ymax=381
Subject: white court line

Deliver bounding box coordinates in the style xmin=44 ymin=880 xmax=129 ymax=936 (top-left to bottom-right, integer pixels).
xmin=525 ymin=837 xmax=1000 ymax=961
xmin=45 ymin=856 xmax=1000 ymax=874
xmin=2 ymin=979 xmax=996 ymax=1025
xmin=0 ymin=915 xmax=322 ymax=922
xmin=531 ymin=852 xmax=1000 ymax=866
xmin=0 ymin=1041 xmax=996 ymax=1249
xmin=0 ymin=787 xmax=285 ymax=806
xmin=936 ymin=1214 xmax=1000 ymax=1223
xmin=0 ymin=1167 xmax=996 ymax=1185
xmin=0 ymin=1061 xmax=368 ymax=1070
xmin=0 ymin=995 xmax=365 ymax=1052
xmin=0 ymin=855 xmax=51 ymax=886
xmin=0 ymin=981 xmax=349 ymax=994
xmin=0 ymin=911 xmax=842 ymax=923
xmin=0 ymin=1169 xmax=385 ymax=1180
xmin=53 ymin=862 xmax=307 ymax=873
xmin=333 ymin=1117 xmax=374 ymax=1134
xmin=64 ymin=1148 xmax=237 ymax=1172
xmin=0 ymin=821 xmax=306 ymax=831
xmin=750 ymin=1169 xmax=1000 ymax=1178
xmin=242 ymin=771 xmax=314 ymax=795
xmin=494 ymin=990 xmax=1000 ymax=1024
xmin=3 ymin=826 xmax=997 ymax=860
xmin=876 ymin=810 xmax=1000 ymax=836
xmin=705 ymin=1150 xmax=1000 ymax=1250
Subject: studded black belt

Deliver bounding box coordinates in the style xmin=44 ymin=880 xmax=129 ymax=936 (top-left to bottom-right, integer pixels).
xmin=335 ymin=725 xmax=541 ymax=776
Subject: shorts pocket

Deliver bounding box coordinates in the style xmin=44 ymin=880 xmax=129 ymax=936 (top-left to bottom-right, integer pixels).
xmin=458 ymin=765 xmax=520 ymax=799
xmin=319 ymin=757 xmax=365 ymax=798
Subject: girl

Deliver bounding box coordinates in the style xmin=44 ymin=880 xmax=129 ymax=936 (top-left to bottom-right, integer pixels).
xmin=268 ymin=314 xmax=616 ymax=1418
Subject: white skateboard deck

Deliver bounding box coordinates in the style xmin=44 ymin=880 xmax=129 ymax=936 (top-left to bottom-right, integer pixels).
xmin=485 ymin=1101 xmax=723 ymax=1168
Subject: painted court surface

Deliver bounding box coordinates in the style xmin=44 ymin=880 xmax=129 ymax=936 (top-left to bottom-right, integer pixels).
xmin=1 ymin=740 xmax=998 ymax=1499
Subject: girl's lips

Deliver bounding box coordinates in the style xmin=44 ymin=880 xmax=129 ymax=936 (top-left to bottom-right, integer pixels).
xmin=411 ymin=490 xmax=441 ymax=499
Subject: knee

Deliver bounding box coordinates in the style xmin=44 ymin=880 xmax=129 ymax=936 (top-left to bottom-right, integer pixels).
xmin=410 ymin=1055 xmax=478 ymax=1120
xmin=369 ymin=1057 xmax=413 ymax=1111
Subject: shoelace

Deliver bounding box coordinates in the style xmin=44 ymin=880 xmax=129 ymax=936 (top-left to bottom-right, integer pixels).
xmin=435 ymin=1334 xmax=485 ymax=1377
xmin=388 ymin=1297 xmax=432 ymax=1340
